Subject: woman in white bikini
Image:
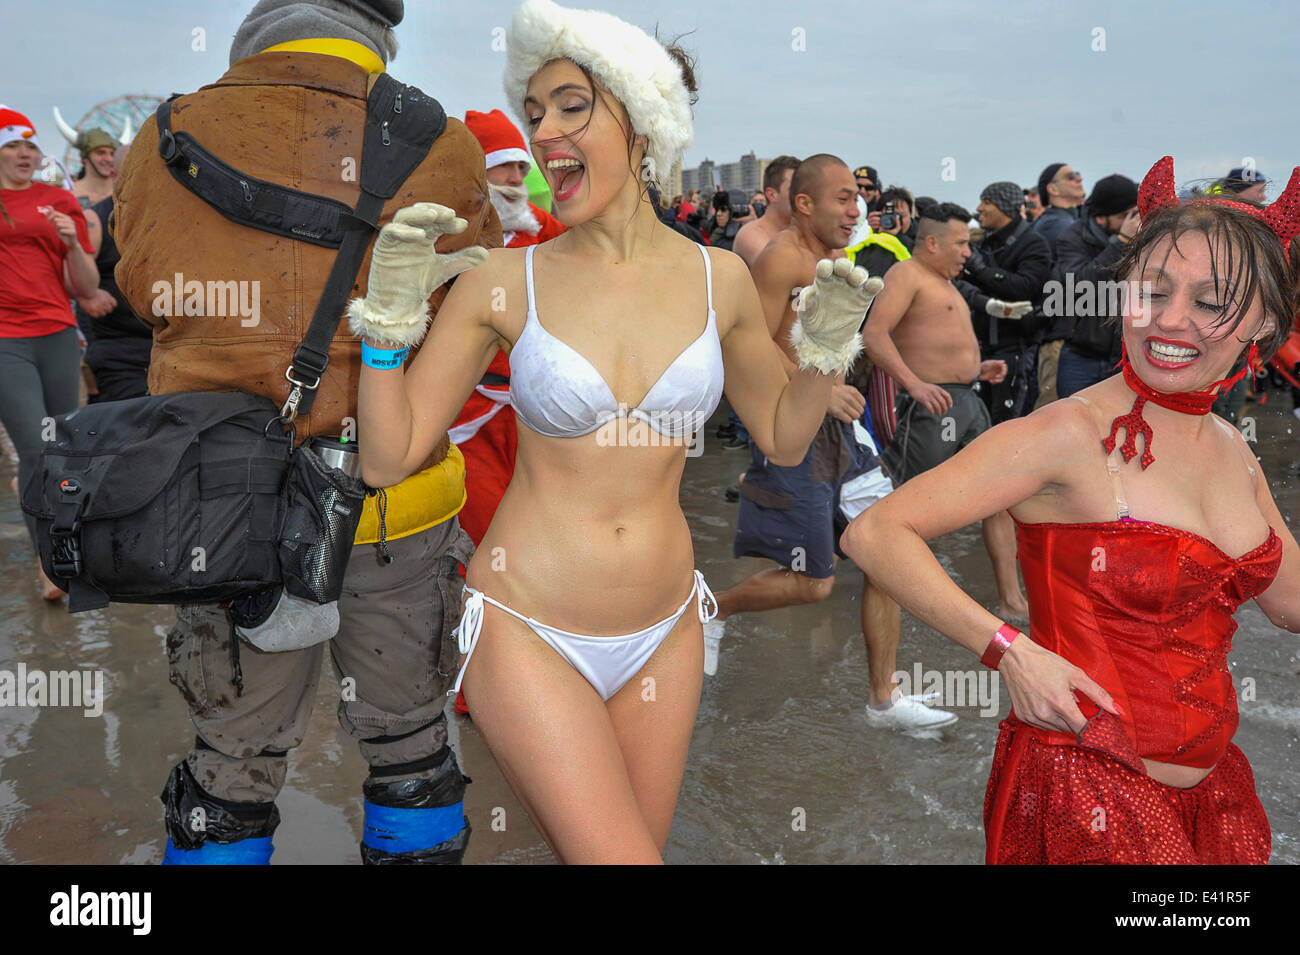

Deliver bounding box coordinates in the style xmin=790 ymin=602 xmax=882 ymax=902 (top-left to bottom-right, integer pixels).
xmin=350 ymin=0 xmax=882 ymax=862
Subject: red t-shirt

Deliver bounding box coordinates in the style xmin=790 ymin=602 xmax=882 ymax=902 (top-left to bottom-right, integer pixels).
xmin=0 ymin=182 xmax=93 ymax=338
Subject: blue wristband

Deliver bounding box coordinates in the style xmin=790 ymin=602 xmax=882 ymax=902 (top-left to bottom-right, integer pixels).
xmin=362 ymin=340 xmax=409 ymax=370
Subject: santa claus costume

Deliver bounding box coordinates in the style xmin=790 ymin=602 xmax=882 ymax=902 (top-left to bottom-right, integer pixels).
xmin=984 ymin=156 xmax=1300 ymax=864
xmin=453 ymin=108 xmax=565 ymax=550
xmin=451 ymin=109 xmax=565 ymax=714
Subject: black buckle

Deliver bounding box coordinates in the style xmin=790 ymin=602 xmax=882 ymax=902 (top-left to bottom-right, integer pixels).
xmin=50 ymin=528 xmax=82 ymax=578
xmin=158 ymin=129 xmax=178 ymax=164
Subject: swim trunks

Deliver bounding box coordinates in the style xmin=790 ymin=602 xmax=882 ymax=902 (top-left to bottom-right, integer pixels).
xmin=880 ymin=381 xmax=990 ymax=485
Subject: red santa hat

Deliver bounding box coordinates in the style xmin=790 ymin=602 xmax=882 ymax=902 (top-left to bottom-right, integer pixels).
xmin=0 ymin=105 xmax=44 ymax=153
xmin=464 ymin=109 xmax=532 ymax=170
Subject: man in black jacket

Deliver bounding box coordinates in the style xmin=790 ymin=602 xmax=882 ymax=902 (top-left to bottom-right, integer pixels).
xmin=957 ymin=181 xmax=1050 ymax=424
xmin=1031 ymin=162 xmax=1086 ymax=408
xmin=1050 ymin=174 xmax=1139 ymax=398
xmin=1033 ymin=161 xmax=1086 ymax=251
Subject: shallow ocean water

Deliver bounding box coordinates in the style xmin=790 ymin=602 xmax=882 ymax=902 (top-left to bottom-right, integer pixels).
xmin=1 ymin=400 xmax=1296 ymax=864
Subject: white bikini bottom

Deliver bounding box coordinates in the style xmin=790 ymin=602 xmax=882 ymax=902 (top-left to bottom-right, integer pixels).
xmin=451 ymin=570 xmax=717 ymax=701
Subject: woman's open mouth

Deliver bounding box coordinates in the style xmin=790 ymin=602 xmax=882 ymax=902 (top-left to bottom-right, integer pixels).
xmin=1143 ymin=338 xmax=1201 ymax=369
xmin=547 ymin=156 xmax=585 ymax=201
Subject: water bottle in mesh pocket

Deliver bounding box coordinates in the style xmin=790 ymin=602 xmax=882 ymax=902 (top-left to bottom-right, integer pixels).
xmin=279 ymin=443 xmax=368 ymax=604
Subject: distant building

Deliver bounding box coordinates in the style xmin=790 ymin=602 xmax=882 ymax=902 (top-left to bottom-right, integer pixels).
xmin=695 ymin=158 xmax=716 ymax=198
xmin=682 ymin=152 xmax=766 ymax=201
xmin=662 ymin=158 xmax=682 ymax=201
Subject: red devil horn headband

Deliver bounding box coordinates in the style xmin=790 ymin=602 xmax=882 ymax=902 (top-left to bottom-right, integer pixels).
xmin=1138 ymin=155 xmax=1300 ymax=261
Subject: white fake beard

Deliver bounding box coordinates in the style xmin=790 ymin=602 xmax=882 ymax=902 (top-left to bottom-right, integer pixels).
xmin=489 ymin=182 xmax=540 ymax=235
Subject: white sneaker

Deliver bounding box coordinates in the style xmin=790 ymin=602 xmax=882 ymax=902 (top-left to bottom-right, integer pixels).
xmin=865 ymin=696 xmax=958 ymax=732
xmin=703 ymin=619 xmax=725 ymax=676
xmin=898 ymin=690 xmax=941 ymax=706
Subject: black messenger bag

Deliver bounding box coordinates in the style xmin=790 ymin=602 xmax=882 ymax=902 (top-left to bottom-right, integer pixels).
xmin=21 ymin=74 xmax=446 ymax=614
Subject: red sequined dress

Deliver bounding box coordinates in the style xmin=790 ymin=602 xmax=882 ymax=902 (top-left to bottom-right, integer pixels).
xmin=984 ymin=396 xmax=1281 ymax=864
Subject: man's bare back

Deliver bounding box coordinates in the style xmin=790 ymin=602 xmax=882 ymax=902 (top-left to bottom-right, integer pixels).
xmin=733 ymin=214 xmax=785 ymax=269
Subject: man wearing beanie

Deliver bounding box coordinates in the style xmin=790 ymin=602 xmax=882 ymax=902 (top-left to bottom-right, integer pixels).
xmin=1050 ymin=174 xmax=1139 ymax=398
xmin=445 ymin=110 xmax=563 ymax=716
xmin=113 ymin=0 xmax=501 ymax=865
xmin=1032 ymin=161 xmax=1086 ymax=252
xmin=957 ymin=180 xmax=1050 ymax=425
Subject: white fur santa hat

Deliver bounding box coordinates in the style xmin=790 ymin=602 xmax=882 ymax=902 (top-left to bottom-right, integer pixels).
xmin=502 ymin=0 xmax=693 ymax=185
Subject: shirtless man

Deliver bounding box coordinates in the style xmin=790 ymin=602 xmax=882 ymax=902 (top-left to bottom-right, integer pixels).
xmin=72 ymin=140 xmax=116 ymax=208
xmin=720 ymin=156 xmax=800 ymax=448
xmin=732 ymin=155 xmax=799 ymax=268
xmin=862 ymin=202 xmax=1029 ymax=621
xmin=708 ymin=153 xmax=957 ymax=732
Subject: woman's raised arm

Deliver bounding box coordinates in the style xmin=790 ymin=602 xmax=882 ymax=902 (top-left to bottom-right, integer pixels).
xmin=353 ymin=205 xmax=500 ymax=487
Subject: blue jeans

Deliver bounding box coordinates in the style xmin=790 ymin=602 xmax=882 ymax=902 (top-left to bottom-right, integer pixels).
xmin=728 ymin=409 xmax=750 ymax=444
xmin=1056 ymin=343 xmax=1116 ymax=398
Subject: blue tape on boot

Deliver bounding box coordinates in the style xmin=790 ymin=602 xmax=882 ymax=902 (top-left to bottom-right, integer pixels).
xmin=163 ymin=836 xmax=274 ymax=865
xmin=362 ymin=800 xmax=466 ymax=854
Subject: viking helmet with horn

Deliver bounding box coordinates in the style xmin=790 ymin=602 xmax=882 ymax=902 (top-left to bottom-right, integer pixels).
xmin=52 ymin=106 xmax=121 ymax=157
xmin=1138 ymin=155 xmax=1300 ymax=262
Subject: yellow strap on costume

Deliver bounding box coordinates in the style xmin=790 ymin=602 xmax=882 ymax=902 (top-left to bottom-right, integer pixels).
xmin=262 ymin=38 xmax=386 ymax=75
xmin=847 ymin=231 xmax=911 ymax=264
xmin=354 ymin=443 xmax=467 ymax=544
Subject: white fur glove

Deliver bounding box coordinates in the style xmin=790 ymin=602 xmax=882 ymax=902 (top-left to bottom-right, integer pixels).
xmin=347 ymin=203 xmax=489 ymax=348
xmin=985 ymin=298 xmax=1033 ymax=320
xmin=788 ymin=258 xmax=885 ymax=376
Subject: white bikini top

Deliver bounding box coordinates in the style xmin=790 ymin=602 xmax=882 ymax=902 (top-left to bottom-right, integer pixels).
xmin=509 ymin=243 xmax=725 ymax=440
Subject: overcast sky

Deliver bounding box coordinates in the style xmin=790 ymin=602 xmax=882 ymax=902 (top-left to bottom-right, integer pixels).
xmin=3 ymin=0 xmax=1296 ymax=206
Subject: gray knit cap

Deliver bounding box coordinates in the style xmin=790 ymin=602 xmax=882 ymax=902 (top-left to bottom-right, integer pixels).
xmin=229 ymin=0 xmax=404 ymax=66
xmin=981 ymin=181 xmax=1023 ymax=220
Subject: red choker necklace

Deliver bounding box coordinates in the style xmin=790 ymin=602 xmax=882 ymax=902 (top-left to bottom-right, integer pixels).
xmin=1103 ymin=341 xmax=1259 ymax=469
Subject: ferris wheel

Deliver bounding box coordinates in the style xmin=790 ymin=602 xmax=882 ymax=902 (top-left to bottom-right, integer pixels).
xmin=55 ymin=93 xmax=164 ymax=170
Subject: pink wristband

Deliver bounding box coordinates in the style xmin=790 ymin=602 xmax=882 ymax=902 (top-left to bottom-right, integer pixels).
xmin=980 ymin=623 xmax=1021 ymax=670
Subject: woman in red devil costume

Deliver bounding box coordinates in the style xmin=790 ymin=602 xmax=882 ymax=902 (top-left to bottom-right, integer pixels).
xmin=843 ymin=156 xmax=1300 ymax=864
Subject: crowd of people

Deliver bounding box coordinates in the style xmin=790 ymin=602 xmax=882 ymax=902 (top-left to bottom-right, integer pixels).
xmin=1 ymin=0 xmax=1297 ymax=867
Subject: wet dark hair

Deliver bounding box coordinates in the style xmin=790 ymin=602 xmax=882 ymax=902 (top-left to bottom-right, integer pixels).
xmin=527 ymin=35 xmax=697 ymax=204
xmin=1110 ymin=199 xmax=1299 ymax=363
xmin=918 ymin=201 xmax=971 ymax=225
xmin=916 ymin=202 xmax=971 ymax=241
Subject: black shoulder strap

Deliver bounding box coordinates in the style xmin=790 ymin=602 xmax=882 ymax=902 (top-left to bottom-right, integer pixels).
xmin=155 ymin=74 xmax=447 ymax=420
xmin=156 ymin=96 xmax=365 ymax=248
xmin=285 ymin=75 xmax=446 ymax=419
